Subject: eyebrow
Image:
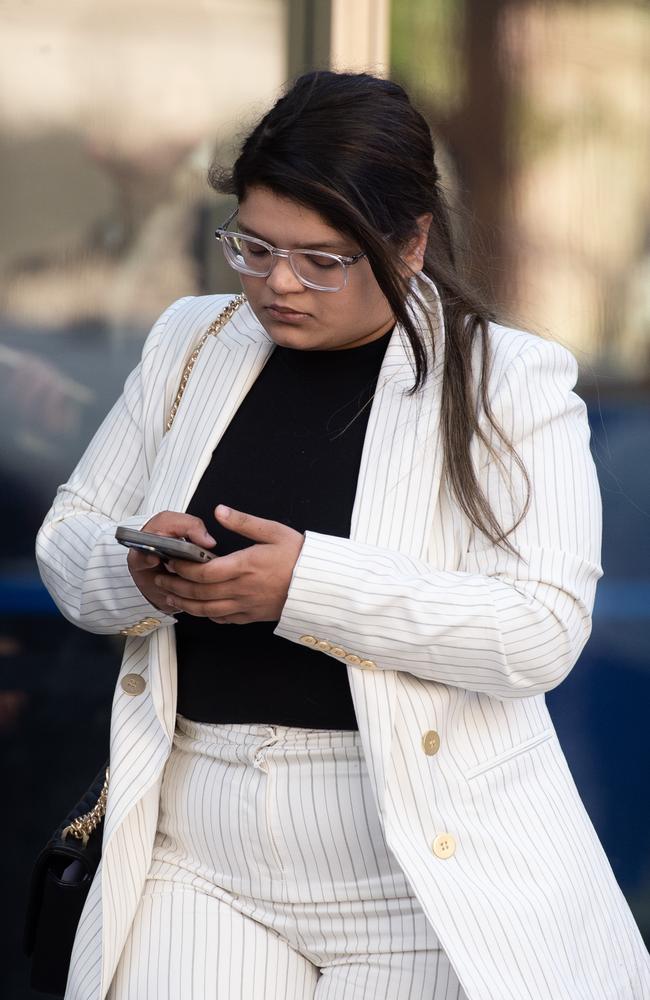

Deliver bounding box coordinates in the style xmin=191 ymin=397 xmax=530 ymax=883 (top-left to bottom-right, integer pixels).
xmin=237 ymin=221 xmax=350 ymax=252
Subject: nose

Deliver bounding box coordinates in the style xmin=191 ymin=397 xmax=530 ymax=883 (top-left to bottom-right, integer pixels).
xmin=265 ymin=253 xmax=305 ymax=295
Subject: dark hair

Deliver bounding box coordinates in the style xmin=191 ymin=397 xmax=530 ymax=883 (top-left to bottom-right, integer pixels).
xmin=208 ymin=70 xmax=530 ymax=550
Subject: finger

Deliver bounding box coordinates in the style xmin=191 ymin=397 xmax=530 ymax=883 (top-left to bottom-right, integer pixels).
xmin=128 ymin=549 xmax=162 ymax=571
xmin=154 ymin=574 xmax=195 ymax=600
xmin=164 ymin=595 xmax=239 ymax=618
xmin=139 ymin=553 xmax=161 ymax=570
xmin=166 ymin=549 xmax=242 ymax=582
xmin=143 ymin=512 xmax=216 ymax=547
xmin=214 ymin=505 xmax=280 ymax=543
xmin=154 ymin=573 xmax=239 ymax=604
xmin=183 ymin=521 xmax=218 ymax=548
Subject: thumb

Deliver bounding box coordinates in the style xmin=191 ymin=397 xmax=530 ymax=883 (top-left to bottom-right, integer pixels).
xmin=214 ymin=505 xmax=277 ymax=542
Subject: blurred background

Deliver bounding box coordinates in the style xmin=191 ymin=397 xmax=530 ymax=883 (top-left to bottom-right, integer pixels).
xmin=1 ymin=0 xmax=648 ymax=993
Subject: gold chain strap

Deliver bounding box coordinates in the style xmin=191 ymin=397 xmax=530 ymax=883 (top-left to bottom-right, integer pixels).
xmin=63 ymin=294 xmax=247 ymax=845
xmin=166 ymin=293 xmax=247 ymax=431
xmin=61 ymin=767 xmax=109 ymax=847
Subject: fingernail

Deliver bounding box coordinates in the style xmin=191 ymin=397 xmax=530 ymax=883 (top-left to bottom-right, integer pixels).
xmin=204 ymin=533 xmax=217 ymax=544
xmin=217 ymin=505 xmax=230 ymax=518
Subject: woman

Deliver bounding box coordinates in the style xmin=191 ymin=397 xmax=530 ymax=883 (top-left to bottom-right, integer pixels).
xmin=36 ymin=71 xmax=649 ymax=999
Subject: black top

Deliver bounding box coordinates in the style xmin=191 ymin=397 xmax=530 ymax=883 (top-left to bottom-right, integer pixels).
xmin=175 ymin=326 xmax=394 ymax=729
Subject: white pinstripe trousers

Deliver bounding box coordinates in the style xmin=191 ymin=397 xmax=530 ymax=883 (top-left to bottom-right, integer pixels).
xmin=106 ymin=715 xmax=468 ymax=999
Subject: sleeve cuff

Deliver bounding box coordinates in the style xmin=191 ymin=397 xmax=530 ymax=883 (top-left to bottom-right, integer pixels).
xmin=273 ymin=530 xmax=382 ymax=672
xmin=80 ymin=514 xmax=179 ymax=633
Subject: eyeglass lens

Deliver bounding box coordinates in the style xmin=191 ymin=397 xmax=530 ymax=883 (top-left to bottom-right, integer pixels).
xmin=222 ymin=234 xmax=346 ymax=290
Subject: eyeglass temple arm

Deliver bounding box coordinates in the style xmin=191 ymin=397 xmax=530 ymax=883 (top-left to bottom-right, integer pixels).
xmin=216 ymin=206 xmax=239 ymax=233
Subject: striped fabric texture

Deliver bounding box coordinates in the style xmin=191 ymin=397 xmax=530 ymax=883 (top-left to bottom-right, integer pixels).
xmin=36 ymin=272 xmax=650 ymax=999
xmin=107 ymin=716 xmax=466 ymax=999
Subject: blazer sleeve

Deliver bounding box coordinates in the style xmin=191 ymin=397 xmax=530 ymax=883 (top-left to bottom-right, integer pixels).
xmin=273 ymin=335 xmax=603 ymax=700
xmin=34 ymin=297 xmax=194 ymax=635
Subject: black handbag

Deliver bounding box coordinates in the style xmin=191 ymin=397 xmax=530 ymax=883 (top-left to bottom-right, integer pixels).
xmin=23 ymin=764 xmax=109 ymax=996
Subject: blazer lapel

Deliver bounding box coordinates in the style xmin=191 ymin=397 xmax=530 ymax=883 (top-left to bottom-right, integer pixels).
xmin=146 ymin=300 xmax=276 ymax=516
xmin=349 ymin=271 xmax=445 ymax=557
xmin=343 ymin=272 xmax=446 ymax=803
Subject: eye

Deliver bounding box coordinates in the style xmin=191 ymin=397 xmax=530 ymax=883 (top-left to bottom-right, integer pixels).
xmin=306 ymin=254 xmax=338 ymax=269
xmin=238 ymin=238 xmax=269 ymax=258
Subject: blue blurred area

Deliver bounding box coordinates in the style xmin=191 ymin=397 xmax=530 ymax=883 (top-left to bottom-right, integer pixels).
xmin=546 ymin=397 xmax=650 ymax=933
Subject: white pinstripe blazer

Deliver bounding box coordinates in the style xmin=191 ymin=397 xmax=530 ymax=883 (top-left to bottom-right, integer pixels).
xmin=36 ymin=272 xmax=650 ymax=999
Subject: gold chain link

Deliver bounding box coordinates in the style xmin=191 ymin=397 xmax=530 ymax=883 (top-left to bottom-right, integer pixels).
xmin=61 ymin=767 xmax=109 ymax=848
xmin=166 ymin=293 xmax=247 ymax=431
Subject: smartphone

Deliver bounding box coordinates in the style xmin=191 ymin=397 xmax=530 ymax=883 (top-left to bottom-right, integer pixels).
xmin=115 ymin=526 xmax=216 ymax=563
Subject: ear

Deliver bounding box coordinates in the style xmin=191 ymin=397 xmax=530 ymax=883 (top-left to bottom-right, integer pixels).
xmin=399 ymin=213 xmax=433 ymax=275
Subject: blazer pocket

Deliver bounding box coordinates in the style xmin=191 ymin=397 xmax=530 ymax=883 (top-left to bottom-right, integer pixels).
xmin=464 ymin=728 xmax=555 ymax=781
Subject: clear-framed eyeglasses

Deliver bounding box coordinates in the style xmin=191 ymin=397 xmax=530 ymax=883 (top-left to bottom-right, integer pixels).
xmin=214 ymin=207 xmax=367 ymax=292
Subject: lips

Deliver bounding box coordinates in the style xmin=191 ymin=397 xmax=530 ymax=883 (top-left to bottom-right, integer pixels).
xmin=267 ymin=303 xmax=309 ymax=316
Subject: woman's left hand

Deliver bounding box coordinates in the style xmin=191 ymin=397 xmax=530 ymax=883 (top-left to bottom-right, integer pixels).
xmin=154 ymin=505 xmax=305 ymax=624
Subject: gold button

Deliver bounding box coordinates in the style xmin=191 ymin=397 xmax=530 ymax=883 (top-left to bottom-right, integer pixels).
xmin=120 ymin=616 xmax=161 ymax=637
xmin=299 ymin=635 xmax=318 ymax=646
xmin=344 ymin=654 xmax=361 ymax=665
xmin=316 ymin=639 xmax=332 ymax=651
xmin=432 ymin=833 xmax=456 ymax=859
xmin=422 ymin=730 xmax=440 ymax=755
xmin=330 ymin=646 xmax=347 ymax=657
xmin=121 ymin=674 xmax=146 ymax=696
xmin=359 ymin=659 xmax=377 ymax=670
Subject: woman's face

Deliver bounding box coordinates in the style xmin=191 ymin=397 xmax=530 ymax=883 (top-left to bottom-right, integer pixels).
xmin=234 ymin=185 xmax=425 ymax=351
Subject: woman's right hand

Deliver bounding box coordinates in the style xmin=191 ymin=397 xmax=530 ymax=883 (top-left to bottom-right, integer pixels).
xmin=127 ymin=510 xmax=217 ymax=612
